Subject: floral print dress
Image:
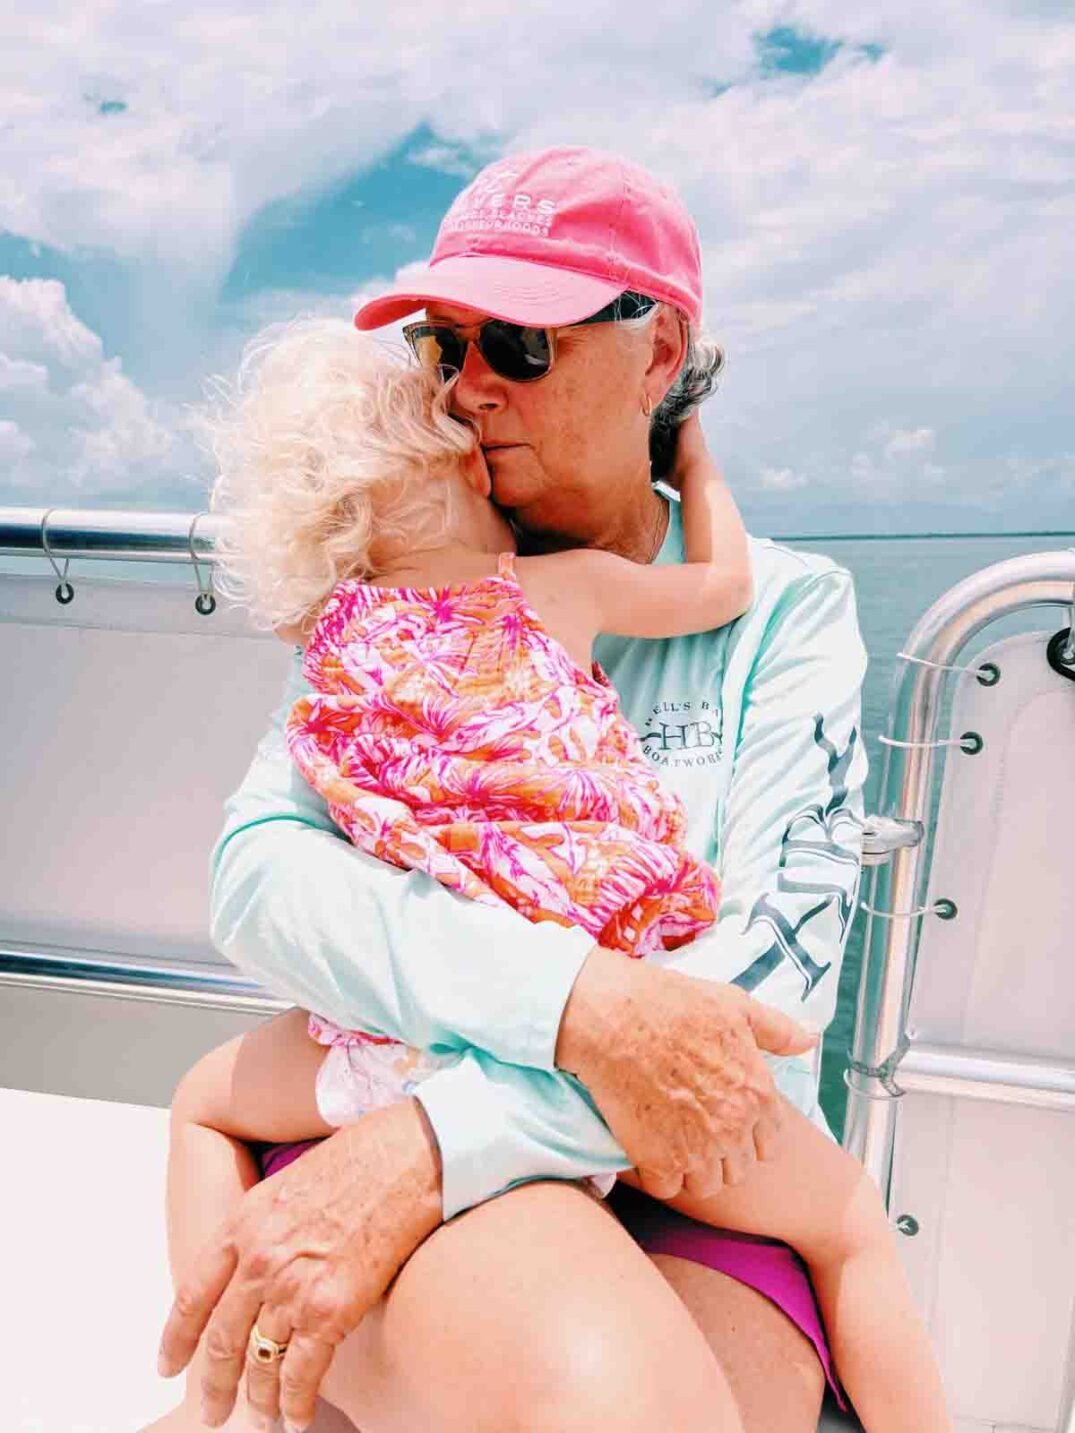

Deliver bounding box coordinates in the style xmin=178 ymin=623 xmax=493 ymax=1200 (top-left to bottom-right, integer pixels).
xmin=285 ymin=552 xmax=720 ymax=1159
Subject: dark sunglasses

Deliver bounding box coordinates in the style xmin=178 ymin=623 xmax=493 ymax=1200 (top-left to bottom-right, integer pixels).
xmin=402 ymin=291 xmax=657 ymax=384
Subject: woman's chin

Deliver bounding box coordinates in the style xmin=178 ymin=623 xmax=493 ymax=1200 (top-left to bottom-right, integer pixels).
xmin=489 ymin=476 xmax=543 ymax=516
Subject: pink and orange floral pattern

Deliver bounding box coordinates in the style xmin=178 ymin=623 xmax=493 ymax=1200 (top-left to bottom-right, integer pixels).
xmin=286 ymin=552 xmax=720 ymax=1125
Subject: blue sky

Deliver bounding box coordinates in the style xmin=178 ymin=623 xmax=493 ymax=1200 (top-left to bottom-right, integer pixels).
xmin=1 ymin=3 xmax=1073 ymax=534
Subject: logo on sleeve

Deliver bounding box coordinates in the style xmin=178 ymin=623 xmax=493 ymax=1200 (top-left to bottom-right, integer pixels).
xmin=734 ymin=713 xmax=863 ymax=1000
xmin=641 ymin=697 xmax=723 ymax=768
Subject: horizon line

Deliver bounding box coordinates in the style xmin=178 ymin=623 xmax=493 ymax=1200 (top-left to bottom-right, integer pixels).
xmin=770 ymin=529 xmax=1075 ymax=543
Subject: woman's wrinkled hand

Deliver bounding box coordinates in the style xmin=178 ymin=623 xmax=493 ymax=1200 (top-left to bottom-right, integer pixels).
xmin=156 ymin=1099 xmax=442 ymax=1431
xmin=556 ymin=947 xmax=818 ymax=1203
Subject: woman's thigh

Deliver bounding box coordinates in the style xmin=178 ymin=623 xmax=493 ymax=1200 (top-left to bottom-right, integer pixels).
xmin=649 ymin=1255 xmax=826 ymax=1433
xmin=319 ymin=1179 xmax=745 ymax=1433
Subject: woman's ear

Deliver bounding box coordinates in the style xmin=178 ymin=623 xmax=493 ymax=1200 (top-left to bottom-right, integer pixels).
xmin=645 ymin=307 xmax=689 ymax=404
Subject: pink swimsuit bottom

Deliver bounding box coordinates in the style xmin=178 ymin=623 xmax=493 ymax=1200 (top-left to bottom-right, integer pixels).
xmin=255 ymin=1140 xmax=849 ymax=1413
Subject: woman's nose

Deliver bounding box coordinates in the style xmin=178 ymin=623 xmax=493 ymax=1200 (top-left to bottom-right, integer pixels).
xmin=452 ymin=339 xmax=506 ymax=415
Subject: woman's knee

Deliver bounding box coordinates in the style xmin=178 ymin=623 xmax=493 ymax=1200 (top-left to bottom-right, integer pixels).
xmin=330 ymin=1179 xmax=741 ymax=1431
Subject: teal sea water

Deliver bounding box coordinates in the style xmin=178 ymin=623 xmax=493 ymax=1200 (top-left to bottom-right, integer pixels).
xmin=4 ymin=527 xmax=1073 ymax=1131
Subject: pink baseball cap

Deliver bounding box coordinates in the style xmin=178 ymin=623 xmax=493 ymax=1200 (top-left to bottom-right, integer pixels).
xmin=353 ymin=145 xmax=703 ymax=331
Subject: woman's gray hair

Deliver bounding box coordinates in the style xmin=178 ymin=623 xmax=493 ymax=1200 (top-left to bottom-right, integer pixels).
xmin=618 ymin=298 xmax=726 ymax=479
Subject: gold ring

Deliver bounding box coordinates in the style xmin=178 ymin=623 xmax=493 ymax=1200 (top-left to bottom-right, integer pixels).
xmin=247 ymin=1321 xmax=290 ymax=1365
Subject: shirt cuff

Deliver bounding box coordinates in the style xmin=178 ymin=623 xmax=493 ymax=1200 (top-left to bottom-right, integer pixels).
xmin=497 ymin=920 xmax=595 ymax=1069
xmin=414 ymin=1050 xmax=628 ymax=1221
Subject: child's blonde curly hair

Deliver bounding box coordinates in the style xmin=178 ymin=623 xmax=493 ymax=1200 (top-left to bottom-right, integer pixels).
xmin=199 ymin=316 xmax=476 ymax=635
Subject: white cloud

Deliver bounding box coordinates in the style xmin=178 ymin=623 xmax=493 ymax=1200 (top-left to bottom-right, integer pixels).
xmin=760 ymin=465 xmax=808 ymax=491
xmin=0 ymin=419 xmax=36 ymax=463
xmin=0 ymin=277 xmax=180 ymax=497
xmin=0 ymin=275 xmax=103 ymax=370
xmin=0 ymin=355 xmax=49 ymax=394
xmin=882 ymin=426 xmax=935 ymax=458
xmin=407 ymin=141 xmax=482 ymax=179
xmin=0 ymin=2 xmax=1072 ymax=525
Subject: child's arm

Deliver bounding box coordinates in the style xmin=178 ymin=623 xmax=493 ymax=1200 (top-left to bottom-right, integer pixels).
xmin=675 ymin=410 xmax=751 ymax=582
xmin=524 ymin=416 xmax=753 ymax=642
xmin=618 ymin=1100 xmax=952 ymax=1431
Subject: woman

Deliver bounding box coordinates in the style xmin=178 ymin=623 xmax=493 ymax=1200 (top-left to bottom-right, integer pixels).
xmin=158 ymin=145 xmax=871 ymax=1431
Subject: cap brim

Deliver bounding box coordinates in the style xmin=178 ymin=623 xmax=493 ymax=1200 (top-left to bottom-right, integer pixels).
xmin=353 ymin=255 xmax=625 ymax=330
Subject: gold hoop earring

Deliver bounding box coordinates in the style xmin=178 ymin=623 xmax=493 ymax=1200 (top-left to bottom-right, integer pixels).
xmin=640 ymin=393 xmax=653 ymax=418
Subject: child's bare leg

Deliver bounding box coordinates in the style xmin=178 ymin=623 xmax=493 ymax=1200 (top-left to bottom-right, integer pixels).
xmin=143 ymin=1007 xmax=339 ymax=1432
xmin=619 ymin=1097 xmax=951 ymax=1432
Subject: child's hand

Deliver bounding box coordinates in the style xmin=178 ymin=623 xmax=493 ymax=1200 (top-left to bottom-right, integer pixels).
xmin=464 ymin=441 xmax=492 ymax=498
xmin=666 ymin=413 xmax=708 ymax=491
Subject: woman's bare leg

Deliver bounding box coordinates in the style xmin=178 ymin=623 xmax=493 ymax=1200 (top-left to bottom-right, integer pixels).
xmin=316 ymin=1178 xmax=745 ymax=1433
xmin=648 ymin=1257 xmax=827 ymax=1432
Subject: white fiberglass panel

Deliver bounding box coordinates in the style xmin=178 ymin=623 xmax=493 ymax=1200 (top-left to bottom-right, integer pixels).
xmin=0 ymin=572 xmax=291 ymax=965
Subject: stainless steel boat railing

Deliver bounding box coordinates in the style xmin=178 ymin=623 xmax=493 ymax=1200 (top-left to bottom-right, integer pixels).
xmin=0 ymin=506 xmax=226 ymax=563
xmin=0 ymin=941 xmax=286 ymax=1016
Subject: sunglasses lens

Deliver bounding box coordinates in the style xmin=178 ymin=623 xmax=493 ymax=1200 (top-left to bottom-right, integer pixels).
xmin=407 ymin=326 xmax=466 ymax=378
xmin=405 ymin=321 xmax=553 ymax=383
xmin=479 ymin=322 xmax=552 ymax=382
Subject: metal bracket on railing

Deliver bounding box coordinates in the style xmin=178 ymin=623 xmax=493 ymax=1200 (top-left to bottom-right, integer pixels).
xmin=40 ymin=508 xmax=75 ymax=605
xmin=844 ymin=1033 xmax=910 ymax=1101
xmin=188 ymin=512 xmax=216 ymax=616
xmin=861 ymin=814 xmax=923 ymax=867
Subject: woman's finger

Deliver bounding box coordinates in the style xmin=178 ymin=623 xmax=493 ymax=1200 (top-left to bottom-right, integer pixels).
xmin=242 ymin=1305 xmax=295 ymax=1428
xmin=682 ymin=1161 xmax=724 ymax=1201
xmin=718 ymin=1138 xmax=756 ymax=1189
xmin=198 ymin=1273 xmax=268 ymax=1427
xmin=752 ymin=1107 xmax=784 ymax=1164
xmin=636 ymin=1165 xmax=684 ymax=1201
xmin=157 ymin=1238 xmax=238 ymax=1380
xmin=278 ymin=1332 xmax=338 ymax=1433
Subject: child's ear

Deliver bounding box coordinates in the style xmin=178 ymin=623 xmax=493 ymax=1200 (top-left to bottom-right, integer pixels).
xmin=463 ymin=445 xmax=492 ymax=498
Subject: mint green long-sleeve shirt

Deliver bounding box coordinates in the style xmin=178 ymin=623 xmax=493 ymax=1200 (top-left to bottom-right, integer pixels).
xmin=208 ymin=503 xmax=869 ymax=1218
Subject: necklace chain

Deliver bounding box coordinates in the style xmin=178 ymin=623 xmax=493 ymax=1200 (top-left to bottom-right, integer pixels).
xmin=646 ymin=492 xmax=669 ymax=563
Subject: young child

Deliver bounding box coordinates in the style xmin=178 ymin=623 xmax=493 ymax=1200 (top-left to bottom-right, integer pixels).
xmin=154 ymin=316 xmax=950 ymax=1431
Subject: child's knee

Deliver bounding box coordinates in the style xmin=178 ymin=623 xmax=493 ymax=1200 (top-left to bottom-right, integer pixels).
xmin=168 ymin=1038 xmax=245 ymax=1128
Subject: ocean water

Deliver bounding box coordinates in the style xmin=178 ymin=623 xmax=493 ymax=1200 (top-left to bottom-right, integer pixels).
xmin=4 ymin=527 xmax=1073 ymax=1132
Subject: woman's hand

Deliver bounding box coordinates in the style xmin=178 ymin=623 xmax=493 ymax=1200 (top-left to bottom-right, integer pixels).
xmin=556 ymin=947 xmax=818 ymax=1202
xmin=157 ymin=1099 xmax=442 ymax=1431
